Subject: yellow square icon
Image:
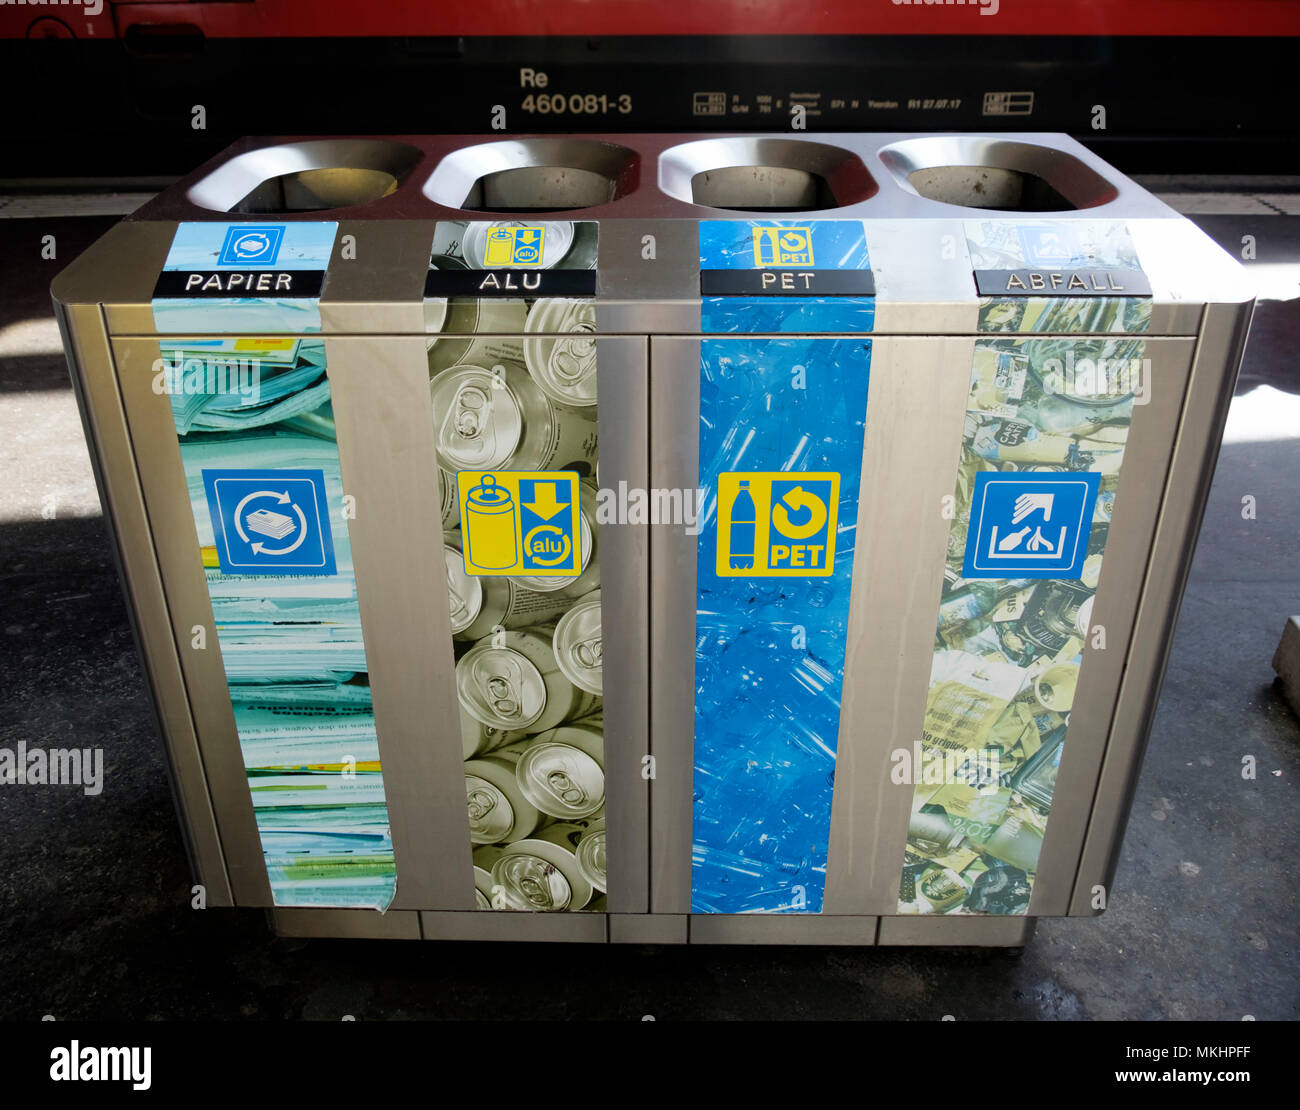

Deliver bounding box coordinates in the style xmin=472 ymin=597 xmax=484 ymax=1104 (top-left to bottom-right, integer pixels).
xmin=752 ymin=226 xmax=815 ymax=267
xmin=456 ymin=470 xmax=582 ymax=576
xmin=715 ymin=471 xmax=840 ymax=577
xmin=482 ymin=225 xmax=546 ymax=267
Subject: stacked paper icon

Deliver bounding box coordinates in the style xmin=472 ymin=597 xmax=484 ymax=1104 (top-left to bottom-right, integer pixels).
xmin=245 ymin=508 xmax=296 ymax=540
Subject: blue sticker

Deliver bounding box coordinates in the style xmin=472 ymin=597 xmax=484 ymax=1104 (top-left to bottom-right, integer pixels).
xmin=202 ymin=468 xmax=337 ymax=575
xmin=153 ymin=221 xmax=337 ymax=334
xmin=699 ymin=219 xmax=875 ymax=334
xmin=218 ymin=225 xmax=285 ymax=266
xmin=963 ymin=471 xmax=1100 ymax=580
xmin=699 ymin=220 xmax=870 ymax=270
xmin=1017 ymin=224 xmax=1084 ymax=267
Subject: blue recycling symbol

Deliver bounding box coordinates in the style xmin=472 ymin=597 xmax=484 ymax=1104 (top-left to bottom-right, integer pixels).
xmin=202 ymin=468 xmax=336 ymax=576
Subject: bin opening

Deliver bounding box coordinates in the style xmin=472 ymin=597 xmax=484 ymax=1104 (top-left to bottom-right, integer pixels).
xmin=233 ymin=167 xmax=400 ymax=214
xmin=186 ymin=139 xmax=422 ymax=213
xmin=907 ymin=166 xmax=1074 ymax=212
xmin=462 ymin=166 xmax=619 ymax=212
xmin=659 ymin=138 xmax=876 ymax=212
xmin=879 ymin=137 xmax=1118 ymax=212
xmin=425 ymin=139 xmax=639 ymax=213
xmin=689 ymin=166 xmax=838 ymax=212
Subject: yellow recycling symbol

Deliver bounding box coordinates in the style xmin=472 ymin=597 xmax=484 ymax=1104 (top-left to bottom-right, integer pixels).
xmin=716 ymin=471 xmax=840 ymax=577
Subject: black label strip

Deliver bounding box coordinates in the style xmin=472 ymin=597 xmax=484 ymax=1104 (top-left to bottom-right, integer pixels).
xmin=424 ymin=270 xmax=597 ymax=298
xmin=974 ymin=268 xmax=1152 ymax=298
xmin=153 ymin=270 xmax=326 ymax=300
xmin=700 ymin=268 xmax=876 ymax=297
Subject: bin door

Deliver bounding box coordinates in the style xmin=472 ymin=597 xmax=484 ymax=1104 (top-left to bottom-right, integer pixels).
xmin=652 ymin=332 xmax=1196 ymax=921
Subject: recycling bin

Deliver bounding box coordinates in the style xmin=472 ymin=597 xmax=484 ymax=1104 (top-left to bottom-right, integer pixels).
xmin=53 ymin=132 xmax=1253 ymax=944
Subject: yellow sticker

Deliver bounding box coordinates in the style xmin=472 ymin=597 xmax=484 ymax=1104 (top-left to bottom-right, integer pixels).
xmin=752 ymin=226 xmax=815 ymax=267
xmin=715 ymin=471 xmax=840 ymax=577
xmin=233 ymin=337 xmax=296 ymax=351
xmin=482 ymin=226 xmax=546 ymax=267
xmin=456 ymin=470 xmax=582 ymax=576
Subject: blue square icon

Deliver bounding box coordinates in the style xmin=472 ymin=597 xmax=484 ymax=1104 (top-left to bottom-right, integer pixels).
xmin=218 ymin=225 xmax=285 ymax=266
xmin=963 ymin=471 xmax=1101 ymax=580
xmin=1017 ymin=224 xmax=1083 ymax=267
xmin=518 ymin=477 xmax=578 ymax=572
xmin=202 ymin=468 xmax=336 ymax=575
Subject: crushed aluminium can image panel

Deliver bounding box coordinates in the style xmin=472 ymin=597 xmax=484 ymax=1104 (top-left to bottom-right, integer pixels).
xmin=692 ymin=219 xmax=874 ymax=914
xmin=427 ymin=220 xmax=607 ymax=912
xmin=163 ymin=337 xmax=398 ymax=911
xmin=898 ymin=223 xmax=1150 ymax=916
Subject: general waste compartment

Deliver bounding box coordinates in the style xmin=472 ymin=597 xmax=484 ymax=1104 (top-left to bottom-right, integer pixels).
xmin=52 ymin=132 xmax=1253 ymax=945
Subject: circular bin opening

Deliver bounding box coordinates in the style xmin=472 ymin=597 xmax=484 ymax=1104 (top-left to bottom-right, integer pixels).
xmin=424 ymin=139 xmax=639 ymax=212
xmin=659 ymin=138 xmax=876 ymax=211
xmin=187 ymin=139 xmax=423 ymax=213
xmin=878 ymin=137 xmax=1118 ymax=212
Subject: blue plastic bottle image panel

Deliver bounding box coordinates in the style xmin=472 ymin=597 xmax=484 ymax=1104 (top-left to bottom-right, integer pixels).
xmin=692 ymin=337 xmax=871 ymax=913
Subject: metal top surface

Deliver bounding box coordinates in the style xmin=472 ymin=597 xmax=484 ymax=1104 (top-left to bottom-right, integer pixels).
xmin=129 ymin=131 xmax=1180 ymax=224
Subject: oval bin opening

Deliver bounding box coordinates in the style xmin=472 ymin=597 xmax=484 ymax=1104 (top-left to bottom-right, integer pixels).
xmin=235 ymin=167 xmax=401 ymax=214
xmin=660 ymin=138 xmax=876 ymax=212
xmin=879 ymin=137 xmax=1118 ymax=212
xmin=424 ymin=140 xmax=639 ymax=213
xmin=907 ymin=166 xmax=1073 ymax=212
xmin=690 ymin=166 xmax=836 ymax=212
xmin=187 ymin=139 xmax=423 ymax=213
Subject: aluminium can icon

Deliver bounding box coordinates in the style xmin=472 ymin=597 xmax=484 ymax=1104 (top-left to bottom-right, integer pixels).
xmin=461 ymin=474 xmax=517 ymax=572
xmin=462 ymin=220 xmax=575 ymax=270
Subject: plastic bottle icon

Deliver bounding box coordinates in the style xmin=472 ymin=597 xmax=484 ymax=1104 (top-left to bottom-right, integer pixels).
xmin=464 ymin=474 xmax=518 ymax=571
xmin=729 ymin=480 xmax=757 ymax=570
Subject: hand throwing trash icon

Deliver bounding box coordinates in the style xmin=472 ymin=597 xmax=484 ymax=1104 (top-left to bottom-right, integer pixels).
xmin=964 ymin=472 xmax=1100 ymax=579
xmin=1011 ymin=491 xmax=1054 ymax=525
